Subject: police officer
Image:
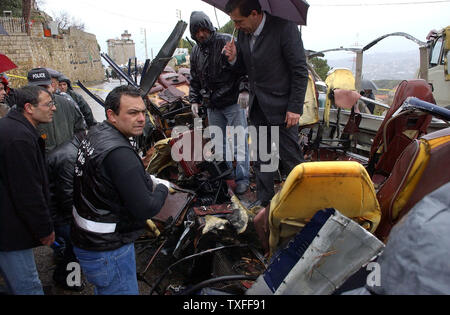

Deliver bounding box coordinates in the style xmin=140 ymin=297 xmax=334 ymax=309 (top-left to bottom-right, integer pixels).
xmin=27 ymin=68 xmax=86 ymax=152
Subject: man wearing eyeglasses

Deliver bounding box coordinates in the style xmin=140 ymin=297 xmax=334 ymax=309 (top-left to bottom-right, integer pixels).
xmin=0 ymin=85 xmax=56 ymax=295
xmin=0 ymin=82 xmax=8 ymax=118
xmin=27 ymin=68 xmax=86 ymax=153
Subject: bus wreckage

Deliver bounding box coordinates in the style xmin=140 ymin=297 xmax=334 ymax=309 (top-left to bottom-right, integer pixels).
xmin=82 ymin=21 xmax=450 ymax=295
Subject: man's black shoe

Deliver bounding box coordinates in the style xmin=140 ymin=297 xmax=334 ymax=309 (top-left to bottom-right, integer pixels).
xmin=235 ymin=183 xmax=248 ymax=195
xmin=55 ymin=280 xmax=86 ymax=292
xmin=53 ymin=272 xmax=85 ymax=292
xmin=43 ymin=285 xmax=54 ymax=295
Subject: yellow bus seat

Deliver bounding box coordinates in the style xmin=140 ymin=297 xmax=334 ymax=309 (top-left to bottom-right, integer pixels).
xmin=268 ymin=161 xmax=381 ymax=256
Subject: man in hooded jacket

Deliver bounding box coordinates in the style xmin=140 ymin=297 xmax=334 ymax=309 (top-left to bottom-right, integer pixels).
xmin=58 ymin=75 xmax=97 ymax=127
xmin=189 ymin=11 xmax=250 ymax=195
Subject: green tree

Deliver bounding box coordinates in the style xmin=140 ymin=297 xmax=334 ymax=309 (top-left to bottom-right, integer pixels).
xmin=178 ymin=37 xmax=194 ymax=54
xmin=178 ymin=19 xmax=235 ymax=53
xmin=0 ymin=0 xmax=22 ymax=17
xmin=218 ymin=20 xmax=234 ymax=35
xmin=309 ymin=57 xmax=331 ymax=81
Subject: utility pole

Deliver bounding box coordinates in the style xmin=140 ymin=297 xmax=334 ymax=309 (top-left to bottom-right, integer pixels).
xmin=214 ymin=7 xmax=221 ymax=29
xmin=141 ymin=28 xmax=149 ymax=60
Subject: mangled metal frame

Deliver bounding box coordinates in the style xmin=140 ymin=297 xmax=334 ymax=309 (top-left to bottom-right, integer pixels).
xmin=76 ymin=22 xmax=450 ymax=296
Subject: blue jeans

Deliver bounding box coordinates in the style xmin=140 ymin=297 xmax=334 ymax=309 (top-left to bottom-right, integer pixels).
xmin=73 ymin=243 xmax=139 ymax=295
xmin=0 ymin=249 xmax=44 ymax=295
xmin=207 ymin=104 xmax=250 ymax=185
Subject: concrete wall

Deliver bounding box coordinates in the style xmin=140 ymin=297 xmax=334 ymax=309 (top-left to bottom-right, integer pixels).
xmin=0 ymin=22 xmax=105 ymax=88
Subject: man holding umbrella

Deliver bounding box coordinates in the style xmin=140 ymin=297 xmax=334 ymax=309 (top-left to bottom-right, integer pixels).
xmin=223 ymin=0 xmax=309 ymax=206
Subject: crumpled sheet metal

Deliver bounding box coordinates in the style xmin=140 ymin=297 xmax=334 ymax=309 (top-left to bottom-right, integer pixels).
xmin=246 ymin=209 xmax=384 ymax=295
xmin=152 ymin=191 xmax=193 ymax=229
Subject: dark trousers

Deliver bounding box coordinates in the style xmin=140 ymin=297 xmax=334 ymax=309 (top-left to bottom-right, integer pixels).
xmin=51 ymin=224 xmax=78 ymax=285
xmin=250 ymin=99 xmax=304 ymax=206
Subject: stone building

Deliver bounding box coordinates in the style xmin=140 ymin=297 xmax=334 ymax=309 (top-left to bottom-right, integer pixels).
xmin=107 ymin=30 xmax=136 ymax=66
xmin=0 ymin=17 xmax=105 ymax=87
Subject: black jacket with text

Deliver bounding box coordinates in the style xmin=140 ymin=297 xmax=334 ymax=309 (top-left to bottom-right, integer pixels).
xmin=47 ymin=134 xmax=81 ymax=228
xmin=71 ymin=122 xmax=167 ymax=251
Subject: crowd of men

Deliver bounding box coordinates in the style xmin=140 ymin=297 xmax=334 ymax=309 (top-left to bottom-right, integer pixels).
xmin=0 ymin=0 xmax=309 ymax=295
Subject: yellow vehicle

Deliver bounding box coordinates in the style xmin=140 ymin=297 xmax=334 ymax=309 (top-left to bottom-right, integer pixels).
xmin=427 ymin=26 xmax=450 ymax=109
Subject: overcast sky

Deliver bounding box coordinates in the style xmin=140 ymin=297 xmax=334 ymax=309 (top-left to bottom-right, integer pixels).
xmin=39 ymin=0 xmax=450 ymax=62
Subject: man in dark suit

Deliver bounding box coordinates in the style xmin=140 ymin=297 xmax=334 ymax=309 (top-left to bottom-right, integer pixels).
xmin=224 ymin=0 xmax=309 ymax=206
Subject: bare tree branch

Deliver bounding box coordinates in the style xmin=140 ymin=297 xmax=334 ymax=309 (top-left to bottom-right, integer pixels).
xmin=52 ymin=10 xmax=85 ymax=31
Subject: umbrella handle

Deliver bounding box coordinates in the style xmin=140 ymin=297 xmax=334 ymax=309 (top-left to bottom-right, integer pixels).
xmin=230 ymin=27 xmax=236 ymax=43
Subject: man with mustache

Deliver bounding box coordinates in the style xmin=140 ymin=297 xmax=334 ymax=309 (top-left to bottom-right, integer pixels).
xmin=71 ymin=85 xmax=169 ymax=295
xmin=0 ymin=86 xmax=56 ymax=294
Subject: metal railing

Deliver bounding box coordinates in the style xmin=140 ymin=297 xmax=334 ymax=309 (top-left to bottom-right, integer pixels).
xmin=0 ymin=17 xmax=26 ymax=34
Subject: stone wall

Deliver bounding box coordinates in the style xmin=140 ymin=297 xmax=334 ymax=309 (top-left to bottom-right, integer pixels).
xmin=0 ymin=22 xmax=105 ymax=88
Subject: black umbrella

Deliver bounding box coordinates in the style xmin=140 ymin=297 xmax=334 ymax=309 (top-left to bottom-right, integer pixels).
xmin=361 ymin=79 xmax=378 ymax=91
xmin=202 ymin=0 xmax=309 ymax=25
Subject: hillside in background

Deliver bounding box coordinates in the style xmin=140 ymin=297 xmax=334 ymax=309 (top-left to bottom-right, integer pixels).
xmin=327 ymin=50 xmax=420 ymax=81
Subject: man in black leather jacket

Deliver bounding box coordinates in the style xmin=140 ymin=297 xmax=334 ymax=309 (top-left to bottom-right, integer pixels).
xmin=71 ymin=85 xmax=169 ymax=295
xmin=47 ymin=132 xmax=85 ymax=292
xmin=189 ymin=11 xmax=250 ymax=195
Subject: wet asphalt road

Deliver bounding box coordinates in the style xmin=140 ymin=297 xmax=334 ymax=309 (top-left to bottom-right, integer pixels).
xmin=76 ymin=78 xmax=119 ymax=122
